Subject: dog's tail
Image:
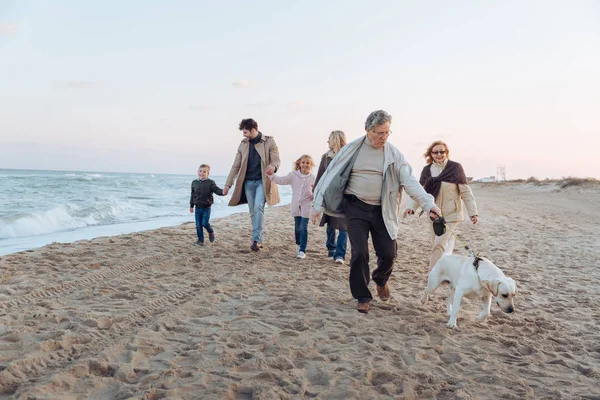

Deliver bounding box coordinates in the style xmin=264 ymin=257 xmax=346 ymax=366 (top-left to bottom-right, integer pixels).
xmin=442 ymin=245 xmax=454 ymax=257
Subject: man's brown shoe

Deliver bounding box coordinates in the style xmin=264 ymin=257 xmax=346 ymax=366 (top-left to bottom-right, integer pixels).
xmin=376 ymin=284 xmax=390 ymax=301
xmin=356 ymin=301 xmax=370 ymax=314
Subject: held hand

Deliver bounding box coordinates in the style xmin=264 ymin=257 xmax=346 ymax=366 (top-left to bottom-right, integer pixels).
xmin=310 ymin=210 xmax=321 ymax=225
xmin=223 ymin=186 xmax=230 ymax=196
xmin=470 ymin=215 xmax=478 ymax=224
xmin=403 ymin=208 xmax=414 ymax=218
xmin=189 ymin=207 xmax=194 ymax=213
xmin=429 ymin=206 xmax=442 ymax=220
xmin=266 ymin=165 xmax=275 ymax=175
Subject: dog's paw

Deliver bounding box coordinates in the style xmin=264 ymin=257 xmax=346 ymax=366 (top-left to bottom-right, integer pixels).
xmin=476 ymin=312 xmax=489 ymax=322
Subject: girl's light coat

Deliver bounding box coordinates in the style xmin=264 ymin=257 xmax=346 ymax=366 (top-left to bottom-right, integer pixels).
xmin=269 ymin=170 xmax=315 ymax=218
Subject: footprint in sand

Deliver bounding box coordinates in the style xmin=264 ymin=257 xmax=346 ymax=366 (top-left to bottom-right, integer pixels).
xmin=440 ymin=352 xmax=462 ymax=364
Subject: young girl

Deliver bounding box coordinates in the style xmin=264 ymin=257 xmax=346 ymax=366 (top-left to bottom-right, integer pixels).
xmin=267 ymin=154 xmax=316 ymax=259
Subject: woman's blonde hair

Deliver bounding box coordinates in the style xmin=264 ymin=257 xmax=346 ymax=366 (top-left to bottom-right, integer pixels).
xmin=424 ymin=140 xmax=450 ymax=165
xmin=293 ymin=154 xmax=315 ymax=171
xmin=329 ymin=130 xmax=347 ymax=154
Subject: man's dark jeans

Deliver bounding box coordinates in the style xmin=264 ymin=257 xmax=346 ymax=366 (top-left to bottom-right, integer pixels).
xmin=194 ymin=206 xmax=213 ymax=242
xmin=343 ymin=195 xmax=397 ymax=303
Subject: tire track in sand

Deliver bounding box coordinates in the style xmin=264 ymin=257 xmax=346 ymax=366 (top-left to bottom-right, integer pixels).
xmin=0 ymin=274 xmax=214 ymax=395
xmin=0 ymin=255 xmax=166 ymax=312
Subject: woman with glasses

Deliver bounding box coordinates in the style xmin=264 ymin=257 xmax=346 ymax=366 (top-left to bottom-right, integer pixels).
xmin=313 ymin=130 xmax=349 ymax=264
xmin=403 ymin=140 xmax=478 ymax=269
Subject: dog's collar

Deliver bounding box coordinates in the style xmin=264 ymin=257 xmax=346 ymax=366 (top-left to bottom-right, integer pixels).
xmin=473 ymin=256 xmax=484 ymax=270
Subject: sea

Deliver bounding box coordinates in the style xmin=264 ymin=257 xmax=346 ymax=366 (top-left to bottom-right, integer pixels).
xmin=0 ymin=169 xmax=293 ymax=256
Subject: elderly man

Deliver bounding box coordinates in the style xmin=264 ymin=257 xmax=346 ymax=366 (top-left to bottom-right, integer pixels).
xmin=312 ymin=110 xmax=441 ymax=313
xmin=223 ymin=118 xmax=280 ymax=252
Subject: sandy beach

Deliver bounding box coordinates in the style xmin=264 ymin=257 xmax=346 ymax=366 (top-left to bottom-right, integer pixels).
xmin=0 ymin=182 xmax=599 ymax=399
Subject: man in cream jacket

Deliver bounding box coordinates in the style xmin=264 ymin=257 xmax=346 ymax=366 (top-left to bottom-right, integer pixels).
xmin=312 ymin=110 xmax=441 ymax=313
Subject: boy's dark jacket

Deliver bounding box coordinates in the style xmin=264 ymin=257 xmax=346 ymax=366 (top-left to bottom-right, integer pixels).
xmin=190 ymin=179 xmax=224 ymax=208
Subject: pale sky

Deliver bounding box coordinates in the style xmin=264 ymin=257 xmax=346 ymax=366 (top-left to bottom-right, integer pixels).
xmin=1 ymin=1 xmax=599 ymax=179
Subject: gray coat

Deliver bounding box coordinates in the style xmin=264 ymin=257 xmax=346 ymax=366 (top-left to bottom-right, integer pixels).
xmin=314 ymin=151 xmax=347 ymax=231
xmin=313 ymin=136 xmax=436 ymax=241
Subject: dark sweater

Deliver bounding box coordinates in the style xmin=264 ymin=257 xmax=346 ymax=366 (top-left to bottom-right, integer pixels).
xmin=245 ymin=132 xmax=263 ymax=181
xmin=190 ymin=178 xmax=224 ymax=208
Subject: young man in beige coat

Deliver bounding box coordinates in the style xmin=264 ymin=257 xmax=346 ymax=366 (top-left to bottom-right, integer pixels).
xmin=224 ymin=118 xmax=280 ymax=251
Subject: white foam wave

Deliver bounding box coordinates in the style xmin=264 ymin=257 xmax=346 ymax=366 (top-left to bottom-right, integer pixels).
xmin=61 ymin=173 xmax=108 ymax=181
xmin=0 ymin=201 xmax=136 ymax=239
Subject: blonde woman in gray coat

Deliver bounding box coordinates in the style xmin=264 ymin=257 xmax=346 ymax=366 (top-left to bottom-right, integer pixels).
xmin=314 ymin=130 xmax=348 ymax=264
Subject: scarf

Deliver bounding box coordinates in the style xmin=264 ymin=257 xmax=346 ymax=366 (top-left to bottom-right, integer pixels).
xmin=419 ymin=160 xmax=467 ymax=199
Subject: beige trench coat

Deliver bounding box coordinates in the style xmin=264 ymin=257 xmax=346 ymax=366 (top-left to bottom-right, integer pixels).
xmin=225 ymin=134 xmax=281 ymax=207
xmin=410 ymin=179 xmax=478 ymax=222
xmin=434 ymin=181 xmax=478 ymax=223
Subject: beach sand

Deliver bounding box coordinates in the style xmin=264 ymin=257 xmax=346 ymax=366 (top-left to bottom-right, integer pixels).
xmin=0 ymin=183 xmax=599 ymax=399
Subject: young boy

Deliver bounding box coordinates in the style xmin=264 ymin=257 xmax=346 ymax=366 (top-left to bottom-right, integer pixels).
xmin=189 ymin=164 xmax=225 ymax=246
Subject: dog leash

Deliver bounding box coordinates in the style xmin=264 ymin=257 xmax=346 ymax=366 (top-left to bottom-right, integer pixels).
xmin=428 ymin=211 xmax=481 ymax=267
xmin=448 ymin=228 xmax=475 ymax=257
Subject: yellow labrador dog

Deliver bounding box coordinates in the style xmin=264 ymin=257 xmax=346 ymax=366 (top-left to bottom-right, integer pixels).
xmin=421 ymin=253 xmax=517 ymax=328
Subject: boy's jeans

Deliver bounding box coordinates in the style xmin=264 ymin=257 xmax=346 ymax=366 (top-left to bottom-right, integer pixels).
xmin=294 ymin=216 xmax=309 ymax=253
xmin=194 ymin=206 xmax=213 ymax=242
xmin=244 ymin=179 xmax=266 ymax=243
xmin=326 ymin=226 xmax=348 ymax=260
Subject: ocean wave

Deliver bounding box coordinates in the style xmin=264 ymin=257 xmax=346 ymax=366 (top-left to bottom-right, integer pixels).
xmin=0 ymin=170 xmax=294 ymax=249
xmin=59 ymin=173 xmax=119 ymax=181
xmin=0 ymin=200 xmax=138 ymax=239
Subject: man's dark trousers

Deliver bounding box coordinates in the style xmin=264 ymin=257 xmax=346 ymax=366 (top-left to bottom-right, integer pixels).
xmin=343 ymin=195 xmax=397 ymax=303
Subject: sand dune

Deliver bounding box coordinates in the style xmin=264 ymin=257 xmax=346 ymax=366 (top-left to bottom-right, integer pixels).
xmin=0 ymin=183 xmax=598 ymax=399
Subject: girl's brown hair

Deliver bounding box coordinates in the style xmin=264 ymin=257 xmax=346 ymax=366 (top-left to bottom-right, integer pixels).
xmin=293 ymin=154 xmax=315 ymax=171
xmin=424 ymin=141 xmax=450 ymax=165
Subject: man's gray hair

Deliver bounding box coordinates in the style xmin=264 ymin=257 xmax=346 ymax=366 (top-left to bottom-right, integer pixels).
xmin=365 ymin=110 xmax=392 ymax=131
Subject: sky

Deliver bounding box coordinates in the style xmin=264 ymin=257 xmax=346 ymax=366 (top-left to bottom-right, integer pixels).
xmin=1 ymin=0 xmax=599 ymax=179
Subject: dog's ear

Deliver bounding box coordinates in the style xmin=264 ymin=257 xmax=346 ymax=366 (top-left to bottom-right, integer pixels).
xmin=507 ymin=277 xmax=517 ymax=295
xmin=482 ymin=279 xmax=500 ymax=297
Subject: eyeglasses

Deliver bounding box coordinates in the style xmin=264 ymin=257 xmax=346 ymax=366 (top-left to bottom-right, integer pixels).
xmin=372 ymin=130 xmax=392 ymax=137
xmin=431 ymin=150 xmax=446 ymax=155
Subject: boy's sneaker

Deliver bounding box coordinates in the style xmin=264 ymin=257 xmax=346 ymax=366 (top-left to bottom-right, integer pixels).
xmin=335 ymin=258 xmax=344 ymax=264
xmin=296 ymin=251 xmax=306 ymax=259
xmin=195 ymin=240 xmax=204 ymax=246
xmin=209 ymin=232 xmax=215 ymax=243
